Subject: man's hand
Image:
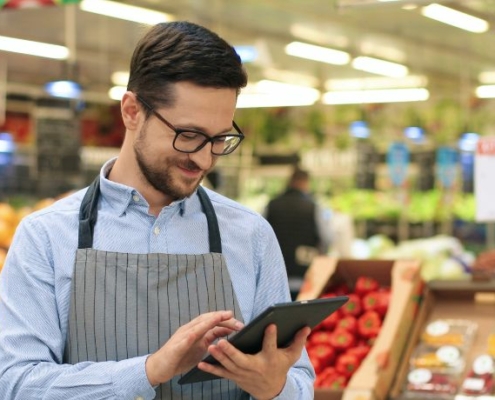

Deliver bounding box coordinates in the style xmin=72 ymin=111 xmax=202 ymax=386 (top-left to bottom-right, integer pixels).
xmin=145 ymin=310 xmax=244 ymax=386
xmin=197 ymin=324 xmax=311 ymax=399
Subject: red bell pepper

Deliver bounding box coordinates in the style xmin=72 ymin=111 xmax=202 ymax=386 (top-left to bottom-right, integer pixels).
xmin=314 ymin=366 xmax=337 ymax=387
xmin=362 ymin=291 xmax=382 ymax=313
xmin=346 ymin=344 xmax=371 ymax=361
xmin=336 ymin=315 xmax=358 ymax=334
xmin=309 ymin=355 xmax=324 ymax=374
xmin=358 ymin=310 xmax=382 ymax=339
xmin=341 ymin=293 xmax=362 ymax=317
xmin=308 ymin=330 xmax=333 ymax=346
xmin=335 ymin=353 xmax=362 ymax=377
xmin=307 ymin=344 xmax=336 ymax=367
xmin=375 ymin=288 xmax=390 ymax=316
xmin=354 ymin=276 xmax=380 ymax=296
xmin=318 ymin=372 xmax=348 ymax=389
xmin=329 ymin=328 xmax=356 ymax=352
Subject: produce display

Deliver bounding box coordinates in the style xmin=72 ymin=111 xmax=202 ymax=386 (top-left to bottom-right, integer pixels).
xmin=328 ymin=189 xmax=476 ymax=223
xmin=305 ymin=275 xmax=390 ymax=389
xmin=399 ymin=318 xmax=495 ymax=400
xmin=351 ymin=234 xmax=476 ymax=282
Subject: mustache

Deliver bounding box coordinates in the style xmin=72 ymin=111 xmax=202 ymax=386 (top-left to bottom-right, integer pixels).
xmin=178 ymin=160 xmax=201 ymax=171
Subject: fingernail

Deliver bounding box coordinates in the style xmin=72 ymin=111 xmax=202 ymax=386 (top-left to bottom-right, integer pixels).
xmin=234 ymin=321 xmax=244 ymax=330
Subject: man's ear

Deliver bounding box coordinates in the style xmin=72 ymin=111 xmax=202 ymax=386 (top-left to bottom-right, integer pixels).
xmin=121 ymin=91 xmax=141 ymax=130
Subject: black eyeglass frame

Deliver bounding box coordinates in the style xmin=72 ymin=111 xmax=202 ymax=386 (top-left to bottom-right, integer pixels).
xmin=135 ymin=94 xmax=245 ymax=156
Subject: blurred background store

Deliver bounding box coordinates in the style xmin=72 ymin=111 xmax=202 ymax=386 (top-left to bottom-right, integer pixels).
xmin=2 ymin=0 xmax=495 ymax=279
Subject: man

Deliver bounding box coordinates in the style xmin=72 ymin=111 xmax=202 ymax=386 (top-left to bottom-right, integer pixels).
xmin=0 ymin=22 xmax=314 ymax=399
xmin=265 ymin=167 xmax=332 ymax=300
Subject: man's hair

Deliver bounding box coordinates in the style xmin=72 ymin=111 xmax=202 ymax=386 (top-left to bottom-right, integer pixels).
xmin=289 ymin=166 xmax=310 ymax=187
xmin=127 ymin=21 xmax=248 ymax=110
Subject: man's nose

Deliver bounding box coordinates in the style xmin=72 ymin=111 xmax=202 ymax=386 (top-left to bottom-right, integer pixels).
xmin=188 ymin=143 xmax=215 ymax=170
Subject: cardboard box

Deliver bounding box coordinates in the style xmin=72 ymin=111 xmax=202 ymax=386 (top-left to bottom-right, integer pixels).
xmin=389 ymin=280 xmax=495 ymax=400
xmin=297 ymin=257 xmax=423 ymax=400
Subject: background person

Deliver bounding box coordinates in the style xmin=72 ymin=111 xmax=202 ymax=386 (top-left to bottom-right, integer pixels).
xmin=265 ymin=166 xmax=332 ymax=300
xmin=0 ymin=21 xmax=314 ymax=400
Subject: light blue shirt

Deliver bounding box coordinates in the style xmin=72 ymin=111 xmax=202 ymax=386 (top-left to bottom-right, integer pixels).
xmin=0 ymin=159 xmax=314 ymax=400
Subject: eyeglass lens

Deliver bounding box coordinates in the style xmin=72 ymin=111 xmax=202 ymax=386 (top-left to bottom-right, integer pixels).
xmin=174 ymin=131 xmax=242 ymax=155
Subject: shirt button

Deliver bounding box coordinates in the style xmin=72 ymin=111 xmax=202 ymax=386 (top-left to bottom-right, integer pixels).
xmin=133 ymin=194 xmax=140 ymax=202
xmin=135 ymin=397 xmax=144 ymax=400
xmin=153 ymin=226 xmax=160 ymax=235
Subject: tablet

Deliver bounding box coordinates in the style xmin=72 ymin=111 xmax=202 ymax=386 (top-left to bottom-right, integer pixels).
xmin=178 ymin=295 xmax=348 ymax=385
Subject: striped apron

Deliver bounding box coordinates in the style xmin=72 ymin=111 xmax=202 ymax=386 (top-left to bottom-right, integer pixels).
xmin=64 ymin=177 xmax=248 ymax=399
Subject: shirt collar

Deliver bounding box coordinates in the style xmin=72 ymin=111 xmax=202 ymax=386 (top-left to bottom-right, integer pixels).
xmin=98 ymin=157 xmax=192 ymax=217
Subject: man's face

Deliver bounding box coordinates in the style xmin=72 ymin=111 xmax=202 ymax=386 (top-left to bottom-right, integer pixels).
xmin=134 ymin=82 xmax=238 ymax=200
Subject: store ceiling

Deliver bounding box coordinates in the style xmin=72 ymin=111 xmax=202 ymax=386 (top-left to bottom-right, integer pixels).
xmin=1 ymin=0 xmax=495 ymax=104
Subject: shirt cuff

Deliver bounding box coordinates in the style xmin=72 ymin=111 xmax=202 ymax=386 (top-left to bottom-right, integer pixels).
xmin=111 ymin=355 xmax=156 ymax=400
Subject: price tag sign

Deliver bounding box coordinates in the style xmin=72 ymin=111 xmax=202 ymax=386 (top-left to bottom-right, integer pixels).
xmin=387 ymin=142 xmax=409 ymax=187
xmin=475 ymin=137 xmax=495 ymax=221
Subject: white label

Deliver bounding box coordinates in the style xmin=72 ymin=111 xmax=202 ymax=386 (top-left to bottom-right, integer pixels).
xmin=473 ymin=355 xmax=494 ymax=375
xmin=408 ymin=368 xmax=433 ymax=384
xmin=462 ymin=377 xmax=485 ymax=391
xmin=426 ymin=320 xmax=449 ymax=336
xmin=437 ymin=345 xmax=461 ymax=364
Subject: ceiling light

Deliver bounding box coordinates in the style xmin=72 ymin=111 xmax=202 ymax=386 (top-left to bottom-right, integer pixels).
xmin=421 ymin=3 xmax=489 ymax=33
xmin=478 ymin=71 xmax=495 ymax=84
xmin=289 ymin=24 xmax=349 ymax=48
xmin=476 ymin=85 xmax=495 ymax=98
xmin=45 ymin=80 xmax=82 ymax=99
xmin=237 ymin=80 xmax=320 ymax=108
xmin=325 ymin=75 xmax=427 ymax=91
xmin=263 ymin=68 xmax=320 ymax=88
xmin=352 ymin=56 xmax=409 ymax=78
xmin=0 ymin=35 xmax=69 ymax=59
xmin=234 ymin=45 xmax=258 ymax=63
xmin=80 ymin=0 xmax=174 ymax=24
xmin=322 ymin=88 xmax=429 ymax=105
xmin=109 ymin=85 xmax=126 ymax=101
xmin=285 ymin=41 xmax=350 ymax=65
xmin=111 ymin=71 xmax=129 ymax=86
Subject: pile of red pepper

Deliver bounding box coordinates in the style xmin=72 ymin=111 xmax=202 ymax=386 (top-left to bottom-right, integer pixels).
xmin=306 ymin=275 xmax=391 ymax=389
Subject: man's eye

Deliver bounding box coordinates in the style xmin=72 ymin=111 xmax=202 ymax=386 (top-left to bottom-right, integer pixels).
xmin=180 ymin=131 xmax=201 ymax=140
xmin=214 ymin=136 xmax=227 ymax=143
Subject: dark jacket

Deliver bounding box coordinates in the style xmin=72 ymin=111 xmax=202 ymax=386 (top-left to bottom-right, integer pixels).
xmin=265 ymin=188 xmax=320 ymax=279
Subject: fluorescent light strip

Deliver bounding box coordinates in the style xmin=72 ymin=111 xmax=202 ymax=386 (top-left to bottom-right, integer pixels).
xmin=285 ymin=41 xmax=350 ymax=65
xmin=479 ymin=71 xmax=495 ymax=84
xmin=237 ymin=80 xmax=320 ymax=108
xmin=352 ymin=56 xmax=409 ymax=78
xmin=476 ymin=85 xmax=495 ymax=98
xmin=263 ymin=68 xmax=320 ymax=88
xmin=322 ymin=88 xmax=429 ymax=105
xmin=109 ymin=85 xmax=126 ymax=101
xmin=237 ymin=93 xmax=318 ymax=108
xmin=421 ymin=3 xmax=489 ymax=33
xmin=80 ymin=0 xmax=174 ymax=24
xmin=111 ymin=71 xmax=130 ymax=86
xmin=0 ymin=35 xmax=69 ymax=59
xmin=325 ymin=75 xmax=427 ymax=91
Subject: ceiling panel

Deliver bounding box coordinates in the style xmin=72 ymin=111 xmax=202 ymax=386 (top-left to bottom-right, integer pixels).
xmin=0 ymin=0 xmax=494 ymax=103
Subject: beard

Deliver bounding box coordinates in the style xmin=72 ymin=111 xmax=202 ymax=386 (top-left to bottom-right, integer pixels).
xmin=134 ymin=126 xmax=206 ymax=200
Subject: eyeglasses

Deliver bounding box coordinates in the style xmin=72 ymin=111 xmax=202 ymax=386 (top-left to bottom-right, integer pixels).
xmin=136 ymin=94 xmax=244 ymax=156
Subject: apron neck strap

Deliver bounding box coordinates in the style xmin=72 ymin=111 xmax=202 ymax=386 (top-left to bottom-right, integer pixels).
xmin=196 ymin=186 xmax=222 ymax=253
xmin=78 ymin=176 xmax=101 ymax=249
xmin=78 ymin=177 xmax=222 ymax=253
